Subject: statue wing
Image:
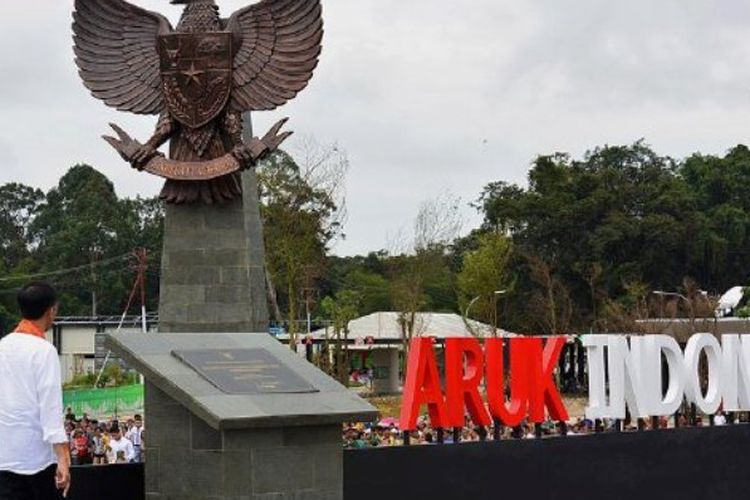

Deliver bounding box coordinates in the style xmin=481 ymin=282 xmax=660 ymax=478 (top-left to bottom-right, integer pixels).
xmin=72 ymin=0 xmax=172 ymax=115
xmin=227 ymin=0 xmax=323 ymax=112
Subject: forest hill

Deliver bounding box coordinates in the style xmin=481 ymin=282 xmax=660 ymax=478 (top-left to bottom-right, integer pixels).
xmin=3 ymin=142 xmax=750 ymax=338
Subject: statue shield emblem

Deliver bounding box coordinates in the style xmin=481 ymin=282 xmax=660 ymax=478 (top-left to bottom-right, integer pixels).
xmin=158 ymin=32 xmax=233 ymax=129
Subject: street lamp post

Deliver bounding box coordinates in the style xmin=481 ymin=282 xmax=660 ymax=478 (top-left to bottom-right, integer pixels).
xmin=465 ymin=290 xmax=507 ymax=337
xmin=465 ymin=296 xmax=481 ymax=320
xmin=653 ymin=290 xmax=695 ymax=332
xmin=493 ymin=290 xmax=507 ymax=337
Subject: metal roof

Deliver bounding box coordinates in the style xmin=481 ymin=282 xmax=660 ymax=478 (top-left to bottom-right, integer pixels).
xmin=306 ymin=312 xmax=515 ymax=340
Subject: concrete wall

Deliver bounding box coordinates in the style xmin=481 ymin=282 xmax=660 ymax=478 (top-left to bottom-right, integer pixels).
xmin=371 ymin=348 xmax=400 ymax=394
xmin=158 ymin=173 xmax=269 ymax=334
xmin=144 ymin=382 xmax=343 ymax=500
xmin=52 ymin=323 xmax=154 ymax=383
xmin=61 ymin=327 xmax=96 ymax=355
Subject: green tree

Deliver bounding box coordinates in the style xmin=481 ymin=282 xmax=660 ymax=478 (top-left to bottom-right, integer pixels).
xmin=0 ymin=183 xmax=44 ymax=271
xmin=259 ymin=149 xmax=345 ymax=347
xmin=31 ymin=165 xmax=152 ymax=316
xmin=322 ymin=252 xmax=394 ymax=315
xmin=390 ymin=195 xmax=462 ymax=356
xmin=680 ymin=145 xmax=750 ymax=289
xmin=476 ymin=141 xmax=698 ymax=332
xmin=0 ymin=303 xmax=17 ymax=337
xmin=320 ymin=290 xmax=361 ymax=385
xmin=457 ymin=232 xmax=513 ymax=332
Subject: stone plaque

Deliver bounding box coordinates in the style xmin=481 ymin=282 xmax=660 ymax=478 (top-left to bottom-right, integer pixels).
xmin=172 ymin=348 xmax=318 ymax=395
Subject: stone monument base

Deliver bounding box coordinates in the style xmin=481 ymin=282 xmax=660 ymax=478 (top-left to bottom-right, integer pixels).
xmin=145 ymin=383 xmax=343 ymax=499
xmin=158 ymin=170 xmax=268 ymax=334
xmin=106 ymin=332 xmax=377 ymax=500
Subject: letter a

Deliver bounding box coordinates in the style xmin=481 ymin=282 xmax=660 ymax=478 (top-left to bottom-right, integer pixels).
xmin=399 ymin=337 xmax=449 ymax=431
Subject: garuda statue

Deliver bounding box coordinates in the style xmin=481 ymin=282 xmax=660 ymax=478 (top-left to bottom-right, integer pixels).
xmin=72 ymin=0 xmax=323 ymax=204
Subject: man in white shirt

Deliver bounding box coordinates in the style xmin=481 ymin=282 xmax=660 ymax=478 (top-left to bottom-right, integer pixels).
xmin=0 ymin=282 xmax=70 ymax=499
xmin=125 ymin=416 xmax=144 ymax=463
xmin=107 ymin=427 xmax=135 ymax=464
xmin=713 ymin=412 xmax=727 ymax=426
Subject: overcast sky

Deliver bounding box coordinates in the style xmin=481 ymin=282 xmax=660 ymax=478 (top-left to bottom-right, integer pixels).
xmin=2 ymin=1 xmax=750 ymax=256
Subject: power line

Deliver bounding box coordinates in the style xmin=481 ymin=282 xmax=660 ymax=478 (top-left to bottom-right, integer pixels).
xmin=0 ymin=252 xmax=137 ymax=283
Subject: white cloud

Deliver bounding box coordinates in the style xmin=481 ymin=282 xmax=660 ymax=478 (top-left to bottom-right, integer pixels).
xmin=0 ymin=0 xmax=748 ymax=255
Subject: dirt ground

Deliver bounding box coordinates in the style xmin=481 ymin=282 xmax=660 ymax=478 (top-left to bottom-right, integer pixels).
xmin=364 ymin=393 xmax=590 ymax=420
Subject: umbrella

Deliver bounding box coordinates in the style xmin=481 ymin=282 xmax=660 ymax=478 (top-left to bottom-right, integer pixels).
xmin=378 ymin=417 xmax=399 ymax=428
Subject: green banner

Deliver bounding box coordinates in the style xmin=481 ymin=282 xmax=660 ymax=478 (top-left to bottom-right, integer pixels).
xmin=63 ymin=385 xmax=144 ymax=419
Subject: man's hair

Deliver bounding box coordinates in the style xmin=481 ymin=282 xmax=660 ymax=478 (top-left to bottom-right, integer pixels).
xmin=17 ymin=282 xmax=58 ymax=320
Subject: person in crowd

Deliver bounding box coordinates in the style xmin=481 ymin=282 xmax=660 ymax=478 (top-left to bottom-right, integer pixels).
xmin=71 ymin=429 xmax=91 ymax=467
xmin=106 ymin=426 xmax=135 ymax=464
xmin=126 ymin=415 xmax=144 ymax=463
xmin=713 ymin=411 xmax=727 ymax=426
xmin=91 ymin=427 xmax=106 ymax=465
xmin=0 ymin=282 xmax=71 ymax=499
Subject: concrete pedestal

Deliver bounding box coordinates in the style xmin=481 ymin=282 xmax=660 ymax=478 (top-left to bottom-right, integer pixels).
xmin=145 ymin=383 xmax=343 ymax=500
xmin=107 ymin=332 xmax=377 ymax=500
xmin=371 ymin=348 xmax=400 ymax=394
xmin=158 ymin=170 xmax=269 ymax=334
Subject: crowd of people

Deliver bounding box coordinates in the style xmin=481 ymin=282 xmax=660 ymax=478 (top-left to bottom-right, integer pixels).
xmin=343 ymin=410 xmax=745 ymax=448
xmin=61 ymin=407 xmax=746 ymax=458
xmin=343 ymin=417 xmax=593 ymax=448
xmin=62 ymin=406 xmax=747 ymax=458
xmin=63 ymin=408 xmax=143 ymax=466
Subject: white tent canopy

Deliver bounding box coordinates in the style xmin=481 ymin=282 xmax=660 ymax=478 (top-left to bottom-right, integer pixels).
xmin=307 ymin=311 xmax=515 ymax=342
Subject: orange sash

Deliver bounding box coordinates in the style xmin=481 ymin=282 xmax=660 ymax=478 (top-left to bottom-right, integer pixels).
xmin=14 ymin=319 xmax=47 ymax=339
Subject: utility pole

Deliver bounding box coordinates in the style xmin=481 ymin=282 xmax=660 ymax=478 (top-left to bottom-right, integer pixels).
xmin=493 ymin=290 xmax=507 ymax=337
xmin=95 ymin=248 xmax=150 ymax=388
xmin=134 ymin=248 xmax=149 ymax=333
xmin=90 ymin=251 xmax=99 ymax=318
xmin=302 ymin=265 xmax=317 ymax=335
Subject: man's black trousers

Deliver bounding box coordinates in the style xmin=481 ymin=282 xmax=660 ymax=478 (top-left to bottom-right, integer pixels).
xmin=0 ymin=465 xmax=61 ymax=500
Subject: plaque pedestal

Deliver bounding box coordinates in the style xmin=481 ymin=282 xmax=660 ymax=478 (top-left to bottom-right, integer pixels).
xmin=107 ymin=332 xmax=377 ymax=500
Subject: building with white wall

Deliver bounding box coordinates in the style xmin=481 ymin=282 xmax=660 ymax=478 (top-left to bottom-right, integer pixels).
xmin=286 ymin=311 xmax=515 ymax=394
xmin=43 ymin=316 xmax=157 ymax=383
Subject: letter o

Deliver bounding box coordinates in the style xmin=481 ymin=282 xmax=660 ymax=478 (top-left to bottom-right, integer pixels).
xmin=683 ymin=334 xmax=723 ymax=415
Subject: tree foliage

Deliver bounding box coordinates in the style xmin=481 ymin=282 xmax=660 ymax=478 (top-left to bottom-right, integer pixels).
xmin=0 ymin=165 xmax=163 ymax=320
xmin=258 ymin=146 xmax=346 ymax=346
xmin=474 ymin=142 xmax=750 ymax=332
xmin=457 ymin=232 xmax=513 ymax=330
xmin=6 ymin=141 xmax=750 ymax=339
xmin=320 ymin=289 xmax=361 ymax=385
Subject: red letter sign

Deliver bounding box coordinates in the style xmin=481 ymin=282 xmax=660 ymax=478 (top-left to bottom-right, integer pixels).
xmin=445 ymin=338 xmax=491 ymax=427
xmin=399 ymin=337 xmax=449 ymax=431
xmin=485 ymin=338 xmax=531 ymax=427
xmin=527 ymin=337 xmax=569 ymax=423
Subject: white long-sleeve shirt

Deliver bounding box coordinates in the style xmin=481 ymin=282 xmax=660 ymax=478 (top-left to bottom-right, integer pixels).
xmin=107 ymin=436 xmax=135 ymax=464
xmin=0 ymin=332 xmax=67 ymax=475
xmin=126 ymin=426 xmax=143 ymax=447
